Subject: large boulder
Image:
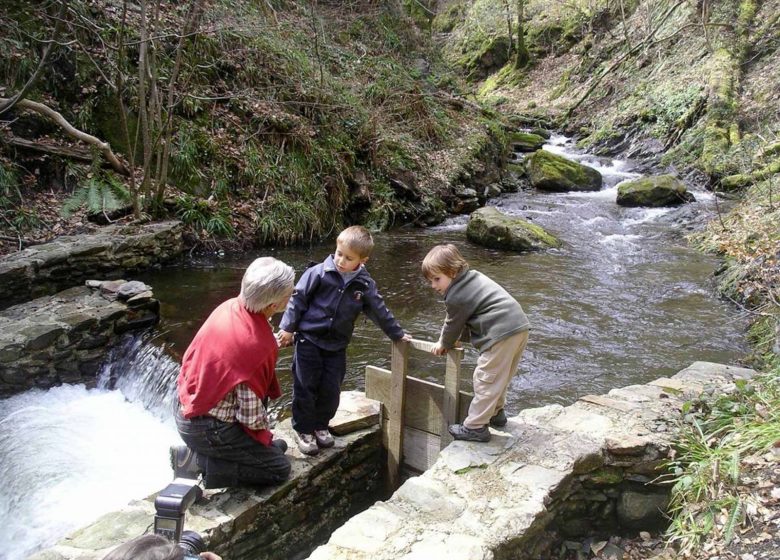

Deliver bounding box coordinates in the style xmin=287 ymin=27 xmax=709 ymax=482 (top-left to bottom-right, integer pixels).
xmin=466 ymin=206 xmax=561 ymax=252
xmin=509 ymin=131 xmax=546 ymax=152
xmin=616 ymin=175 xmax=695 ymax=207
xmin=526 ymin=150 xmax=603 ymax=192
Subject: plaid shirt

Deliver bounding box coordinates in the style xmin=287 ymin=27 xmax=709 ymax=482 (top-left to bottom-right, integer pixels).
xmin=208 ymin=383 xmax=269 ymax=431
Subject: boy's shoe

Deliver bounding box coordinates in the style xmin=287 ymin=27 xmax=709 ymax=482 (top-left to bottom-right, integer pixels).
xmin=272 ymin=439 xmax=288 ymax=453
xmin=314 ymin=429 xmax=335 ymax=448
xmin=169 ymin=444 xmax=201 ymax=479
xmin=490 ymin=409 xmax=508 ymax=428
xmin=448 ymin=424 xmax=491 ymax=443
xmin=294 ymin=431 xmax=319 ymax=455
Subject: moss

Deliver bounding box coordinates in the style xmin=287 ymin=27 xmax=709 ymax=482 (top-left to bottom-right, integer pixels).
xmin=478 ymin=63 xmax=526 ymax=97
xmin=616 ymin=175 xmax=695 ymax=207
xmin=509 ymin=132 xmax=546 ymax=151
xmin=432 ymin=2 xmax=466 ymax=34
xmin=527 ymin=149 xmax=602 ymax=192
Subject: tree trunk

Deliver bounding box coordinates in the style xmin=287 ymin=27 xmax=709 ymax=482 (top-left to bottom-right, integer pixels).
xmin=514 ymin=0 xmax=530 ymax=69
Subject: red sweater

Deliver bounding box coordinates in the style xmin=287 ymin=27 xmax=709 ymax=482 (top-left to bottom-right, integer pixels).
xmin=177 ymin=297 xmax=281 ymax=446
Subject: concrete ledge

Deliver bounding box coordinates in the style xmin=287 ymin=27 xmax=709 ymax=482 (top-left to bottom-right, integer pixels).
xmin=0 ymin=280 xmax=160 ymax=396
xmin=307 ymin=362 xmax=756 ymax=560
xmin=29 ymin=392 xmax=384 ymax=560
xmin=0 ymin=221 xmax=183 ymax=310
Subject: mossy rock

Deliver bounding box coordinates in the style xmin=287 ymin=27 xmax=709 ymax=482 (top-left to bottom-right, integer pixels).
xmin=526 ymin=150 xmax=602 ymax=192
xmin=616 ymin=175 xmax=695 ymax=207
xmin=459 ymin=35 xmax=511 ymax=81
xmin=466 ymin=206 xmax=561 ymax=252
xmin=432 ymin=1 xmax=466 ymax=33
xmin=530 ymin=128 xmax=552 ymax=139
xmin=509 ymin=132 xmax=546 ymax=152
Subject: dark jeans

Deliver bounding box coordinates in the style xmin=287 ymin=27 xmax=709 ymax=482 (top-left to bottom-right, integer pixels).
xmin=175 ymin=408 xmax=290 ymax=489
xmin=291 ymin=336 xmax=346 ymax=434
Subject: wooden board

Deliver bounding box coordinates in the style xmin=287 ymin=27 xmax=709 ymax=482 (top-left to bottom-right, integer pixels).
xmin=366 ymin=365 xmax=472 ymax=432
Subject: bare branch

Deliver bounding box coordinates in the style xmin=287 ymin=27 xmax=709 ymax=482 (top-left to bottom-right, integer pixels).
xmin=0 ymin=1 xmax=68 ymax=116
xmin=2 ymin=97 xmax=130 ymax=176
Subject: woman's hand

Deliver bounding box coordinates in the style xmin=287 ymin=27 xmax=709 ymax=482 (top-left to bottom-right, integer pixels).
xmin=200 ymin=553 xmax=222 ymax=560
xmin=431 ymin=343 xmax=447 ymax=356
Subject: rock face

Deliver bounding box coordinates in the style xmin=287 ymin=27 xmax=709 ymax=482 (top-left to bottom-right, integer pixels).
xmin=466 ymin=206 xmax=562 ymax=252
xmin=616 ymin=175 xmax=696 ymax=207
xmin=527 ymin=149 xmax=603 ymax=192
xmin=0 ymin=221 xmax=183 ymax=310
xmin=307 ymin=362 xmax=756 ymax=560
xmin=0 ymin=280 xmax=160 ymax=396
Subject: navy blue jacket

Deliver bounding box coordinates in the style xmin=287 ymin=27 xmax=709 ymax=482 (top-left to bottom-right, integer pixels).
xmin=279 ymin=255 xmax=405 ymax=351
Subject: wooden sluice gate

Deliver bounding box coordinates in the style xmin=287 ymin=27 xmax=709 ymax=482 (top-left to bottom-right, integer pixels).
xmin=365 ymin=338 xmax=472 ymax=488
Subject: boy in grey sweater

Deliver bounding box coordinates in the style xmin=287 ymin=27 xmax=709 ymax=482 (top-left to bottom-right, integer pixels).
xmin=422 ymin=244 xmax=530 ymax=442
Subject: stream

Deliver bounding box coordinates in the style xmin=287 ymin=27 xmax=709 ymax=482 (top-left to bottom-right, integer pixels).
xmin=0 ymin=135 xmax=749 ymax=560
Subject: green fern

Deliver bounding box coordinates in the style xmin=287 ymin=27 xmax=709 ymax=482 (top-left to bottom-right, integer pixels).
xmin=61 ymin=175 xmax=131 ymax=218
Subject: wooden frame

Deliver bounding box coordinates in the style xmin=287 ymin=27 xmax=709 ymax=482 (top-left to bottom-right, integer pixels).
xmin=366 ymin=339 xmax=469 ymax=486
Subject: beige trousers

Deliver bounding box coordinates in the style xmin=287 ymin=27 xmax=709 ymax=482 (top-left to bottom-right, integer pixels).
xmin=463 ymin=330 xmax=529 ymax=429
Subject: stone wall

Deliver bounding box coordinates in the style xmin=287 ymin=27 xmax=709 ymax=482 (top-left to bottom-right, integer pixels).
xmin=29 ymin=394 xmax=384 ymax=560
xmin=307 ymin=362 xmax=756 ymax=560
xmin=0 ymin=280 xmax=160 ymax=397
xmin=0 ymin=220 xmax=182 ymax=310
xmin=27 ymin=363 xmax=756 ymax=560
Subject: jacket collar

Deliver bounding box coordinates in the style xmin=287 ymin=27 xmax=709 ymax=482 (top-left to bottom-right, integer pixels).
xmin=444 ymin=268 xmax=470 ymax=297
xmin=323 ymin=254 xmax=369 ymax=283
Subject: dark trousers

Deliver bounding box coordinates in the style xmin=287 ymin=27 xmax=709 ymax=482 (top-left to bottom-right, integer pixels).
xmin=175 ymin=408 xmax=290 ymax=489
xmin=291 ymin=336 xmax=346 ymax=434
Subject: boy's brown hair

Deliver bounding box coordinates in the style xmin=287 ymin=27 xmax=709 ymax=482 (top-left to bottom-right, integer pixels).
xmin=421 ymin=244 xmax=469 ymax=279
xmin=337 ymin=225 xmax=374 ymax=258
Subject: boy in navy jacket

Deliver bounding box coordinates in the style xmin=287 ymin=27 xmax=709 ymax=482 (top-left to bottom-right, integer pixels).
xmin=277 ymin=226 xmax=410 ymax=455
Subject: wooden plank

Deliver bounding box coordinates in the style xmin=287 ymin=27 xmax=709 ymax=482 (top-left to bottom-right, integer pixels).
xmin=403 ymin=426 xmax=441 ymax=472
xmin=441 ymin=347 xmax=463 ymax=448
xmin=386 ymin=340 xmax=409 ymax=489
xmin=366 ymin=365 xmax=473 ymax=433
xmin=408 ymin=338 xmax=438 ymax=353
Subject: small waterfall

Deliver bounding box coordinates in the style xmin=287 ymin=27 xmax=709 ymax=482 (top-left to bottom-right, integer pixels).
xmin=0 ymin=335 xmax=183 ymax=560
xmin=97 ymin=334 xmax=181 ymax=418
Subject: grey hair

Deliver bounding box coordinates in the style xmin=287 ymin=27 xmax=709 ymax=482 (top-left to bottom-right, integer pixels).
xmin=239 ymin=257 xmax=295 ymax=313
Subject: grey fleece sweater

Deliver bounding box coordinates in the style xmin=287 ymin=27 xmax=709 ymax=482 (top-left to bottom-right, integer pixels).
xmin=438 ymin=269 xmax=530 ymax=351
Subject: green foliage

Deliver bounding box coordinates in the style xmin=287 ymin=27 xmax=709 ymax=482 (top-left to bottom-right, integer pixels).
xmin=403 ymin=0 xmax=435 ymax=31
xmin=0 ymin=161 xmax=41 ymax=234
xmin=175 ymin=194 xmax=235 ymax=238
xmin=0 ymin=162 xmax=21 ymax=202
xmin=644 ymin=85 xmax=703 ymax=138
xmin=61 ymin=173 xmax=131 ymax=218
xmin=254 ymin=148 xmax=337 ymax=245
xmin=432 ymin=1 xmax=466 ymax=33
xmin=169 ymin=122 xmax=217 ymax=195
xmin=663 ymin=367 xmax=780 ymax=554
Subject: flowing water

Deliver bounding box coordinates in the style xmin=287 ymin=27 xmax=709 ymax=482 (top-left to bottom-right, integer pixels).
xmin=0 ymin=135 xmax=749 ymax=559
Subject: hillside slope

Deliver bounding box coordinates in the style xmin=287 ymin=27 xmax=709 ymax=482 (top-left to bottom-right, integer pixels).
xmin=0 ymin=0 xmax=510 ymax=252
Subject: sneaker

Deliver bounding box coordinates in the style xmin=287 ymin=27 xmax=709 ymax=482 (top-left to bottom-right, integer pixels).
xmin=490 ymin=409 xmax=508 ymax=428
xmin=314 ymin=429 xmax=335 ymax=448
xmin=448 ymin=423 xmax=491 ymax=442
xmin=293 ymin=431 xmax=319 ymax=455
xmin=169 ymin=444 xmax=201 ymax=479
xmin=272 ymin=439 xmax=288 ymax=453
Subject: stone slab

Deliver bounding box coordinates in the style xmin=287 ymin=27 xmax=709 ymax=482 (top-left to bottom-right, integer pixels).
xmin=329 ymin=390 xmax=380 ymax=435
